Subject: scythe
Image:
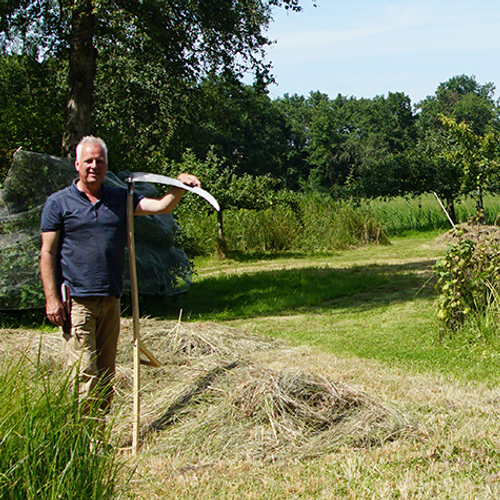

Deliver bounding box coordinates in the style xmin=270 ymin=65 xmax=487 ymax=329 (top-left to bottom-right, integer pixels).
xmin=126 ymin=172 xmax=219 ymax=454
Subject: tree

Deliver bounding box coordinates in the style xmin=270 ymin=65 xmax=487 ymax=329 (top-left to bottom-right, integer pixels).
xmin=1 ymin=0 xmax=308 ymax=156
xmin=306 ymin=92 xmax=353 ymax=193
xmin=273 ymin=93 xmax=313 ymax=189
xmin=0 ymin=54 xmax=66 ymax=179
xmin=413 ymin=75 xmax=500 ymax=223
xmin=410 ymin=128 xmax=463 ymax=223
xmin=417 ymin=74 xmax=498 ymax=135
xmin=297 ymin=91 xmax=417 ymax=198
xmin=164 ymin=75 xmax=291 ymax=179
xmin=440 ymin=115 xmax=500 ymax=222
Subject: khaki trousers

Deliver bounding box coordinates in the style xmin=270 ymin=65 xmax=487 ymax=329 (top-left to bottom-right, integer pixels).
xmin=62 ymin=296 xmax=121 ymax=413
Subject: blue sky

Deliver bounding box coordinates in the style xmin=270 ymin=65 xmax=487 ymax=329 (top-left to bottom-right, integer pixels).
xmin=264 ymin=0 xmax=500 ymax=104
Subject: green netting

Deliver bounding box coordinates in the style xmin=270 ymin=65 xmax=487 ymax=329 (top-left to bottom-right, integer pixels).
xmin=0 ymin=150 xmax=191 ymax=310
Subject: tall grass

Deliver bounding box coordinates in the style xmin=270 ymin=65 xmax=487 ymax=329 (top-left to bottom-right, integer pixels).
xmin=0 ymin=355 xmax=124 ymax=499
xmin=175 ymin=193 xmax=500 ymax=258
xmin=298 ymin=195 xmax=389 ymax=251
xmin=369 ymin=193 xmax=500 ymax=235
xmin=176 ymin=193 xmax=389 ymax=257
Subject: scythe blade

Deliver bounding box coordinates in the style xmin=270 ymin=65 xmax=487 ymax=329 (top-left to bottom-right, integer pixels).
xmin=126 ymin=172 xmax=220 ymax=211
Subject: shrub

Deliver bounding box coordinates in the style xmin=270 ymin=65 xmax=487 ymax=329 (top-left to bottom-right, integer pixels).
xmin=434 ymin=227 xmax=500 ymax=331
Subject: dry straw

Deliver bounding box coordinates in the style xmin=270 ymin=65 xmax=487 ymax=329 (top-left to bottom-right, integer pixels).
xmin=112 ymin=319 xmax=410 ymax=463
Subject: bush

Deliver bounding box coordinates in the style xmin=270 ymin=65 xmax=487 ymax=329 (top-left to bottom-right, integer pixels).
xmin=434 ymin=227 xmax=500 ymax=331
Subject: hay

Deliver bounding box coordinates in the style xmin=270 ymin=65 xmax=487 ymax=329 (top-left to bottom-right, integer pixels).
xmin=0 ymin=320 xmax=410 ymax=462
xmin=111 ymin=320 xmax=410 ymax=462
xmin=143 ymin=320 xmax=279 ymax=360
xmin=435 ymin=223 xmax=500 ymax=246
xmin=0 ymin=330 xmax=63 ymax=373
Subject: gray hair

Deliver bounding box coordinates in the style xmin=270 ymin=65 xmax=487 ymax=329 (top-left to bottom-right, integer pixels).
xmin=76 ymin=136 xmax=108 ymax=162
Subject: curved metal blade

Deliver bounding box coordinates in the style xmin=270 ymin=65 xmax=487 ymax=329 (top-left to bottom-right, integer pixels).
xmin=126 ymin=172 xmax=220 ymax=211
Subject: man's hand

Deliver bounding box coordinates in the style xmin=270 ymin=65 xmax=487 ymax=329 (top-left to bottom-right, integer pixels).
xmin=135 ymin=172 xmax=202 ymax=215
xmin=177 ymin=172 xmax=201 ymax=188
xmin=46 ymin=296 xmax=66 ymax=327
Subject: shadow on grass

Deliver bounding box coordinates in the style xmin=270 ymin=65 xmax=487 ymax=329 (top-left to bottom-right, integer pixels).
xmin=133 ymin=259 xmax=437 ymax=322
xmin=0 ymin=308 xmax=47 ymax=328
xmin=222 ymin=250 xmax=336 ymax=263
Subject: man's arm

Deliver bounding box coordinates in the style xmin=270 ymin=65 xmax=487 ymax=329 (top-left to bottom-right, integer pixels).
xmin=40 ymin=230 xmax=65 ymax=326
xmin=134 ymin=173 xmax=201 ymax=216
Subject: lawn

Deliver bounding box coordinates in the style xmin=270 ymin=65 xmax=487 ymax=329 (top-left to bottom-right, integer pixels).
xmin=144 ymin=229 xmax=500 ymax=386
xmin=6 ymin=228 xmax=500 ymax=498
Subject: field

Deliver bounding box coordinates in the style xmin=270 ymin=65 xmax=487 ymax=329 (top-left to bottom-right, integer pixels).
xmin=5 ymin=224 xmax=500 ymax=498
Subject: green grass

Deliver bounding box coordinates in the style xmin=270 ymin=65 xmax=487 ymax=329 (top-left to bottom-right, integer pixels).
xmin=178 ymin=266 xmax=390 ymax=320
xmin=0 ymin=355 xmax=125 ymax=499
xmin=369 ymin=193 xmax=500 ymax=235
xmin=139 ymin=228 xmax=500 ymax=386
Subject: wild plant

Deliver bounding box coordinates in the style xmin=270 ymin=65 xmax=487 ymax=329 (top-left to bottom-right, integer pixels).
xmin=434 ymin=228 xmax=500 ymax=331
xmin=0 ymin=356 xmax=125 ymax=499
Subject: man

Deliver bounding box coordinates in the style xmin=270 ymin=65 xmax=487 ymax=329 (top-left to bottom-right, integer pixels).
xmin=40 ymin=135 xmax=200 ymax=413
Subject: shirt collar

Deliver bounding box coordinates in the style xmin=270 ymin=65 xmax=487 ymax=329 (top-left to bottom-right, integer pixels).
xmin=70 ymin=179 xmax=106 ymax=203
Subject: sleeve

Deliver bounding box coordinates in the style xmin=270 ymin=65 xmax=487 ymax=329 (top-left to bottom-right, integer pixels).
xmin=40 ymin=195 xmax=63 ymax=232
xmin=134 ymin=191 xmax=144 ymax=208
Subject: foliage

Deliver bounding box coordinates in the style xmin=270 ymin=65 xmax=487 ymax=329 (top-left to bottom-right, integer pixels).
xmin=173 ymin=148 xmax=278 ymax=213
xmin=439 ymin=115 xmax=500 ymax=206
xmin=417 ymin=74 xmax=498 ymax=135
xmin=175 ymin=192 xmax=388 ymax=257
xmin=0 ymin=356 xmax=124 ymax=499
xmin=169 ymin=75 xmax=291 ymax=177
xmin=411 ymin=75 xmax=500 ymax=222
xmin=170 ymin=148 xmax=279 ymax=256
xmin=274 ymin=90 xmax=418 ymax=197
xmin=92 ymin=37 xmax=189 ymax=173
xmin=434 ymin=229 xmax=500 ymax=330
xmin=0 ymin=54 xmax=65 ymax=180
xmin=1 ymin=0 xmax=308 ymax=152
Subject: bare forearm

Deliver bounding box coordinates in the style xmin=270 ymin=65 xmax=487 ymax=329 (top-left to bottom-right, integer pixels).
xmin=134 ymin=172 xmax=201 ymax=216
xmin=134 ymin=187 xmax=185 ymax=215
xmin=40 ymin=231 xmax=65 ymax=326
xmin=40 ymin=250 xmax=58 ymax=301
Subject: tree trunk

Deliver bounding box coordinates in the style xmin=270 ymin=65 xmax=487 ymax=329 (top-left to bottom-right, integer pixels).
xmin=61 ymin=0 xmax=96 ymax=157
xmin=445 ymin=196 xmax=457 ymax=225
xmin=476 ymin=187 xmax=485 ymax=224
xmin=217 ymin=209 xmax=227 ymax=259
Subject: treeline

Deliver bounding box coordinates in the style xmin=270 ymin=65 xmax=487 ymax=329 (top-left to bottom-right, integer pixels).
xmin=2 ymin=51 xmax=500 ymax=222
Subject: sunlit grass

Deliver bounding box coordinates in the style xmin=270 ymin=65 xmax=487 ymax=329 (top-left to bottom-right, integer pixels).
xmin=135 ymin=228 xmax=500 ymax=386
xmin=368 ymin=193 xmax=500 ymax=235
xmin=0 ymin=356 xmax=125 ymax=499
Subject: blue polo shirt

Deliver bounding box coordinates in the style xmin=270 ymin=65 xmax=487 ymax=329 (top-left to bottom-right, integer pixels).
xmin=41 ymin=180 xmax=143 ymax=297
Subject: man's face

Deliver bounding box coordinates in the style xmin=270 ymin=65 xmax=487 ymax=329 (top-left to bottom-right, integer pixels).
xmin=75 ymin=143 xmax=108 ymax=187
